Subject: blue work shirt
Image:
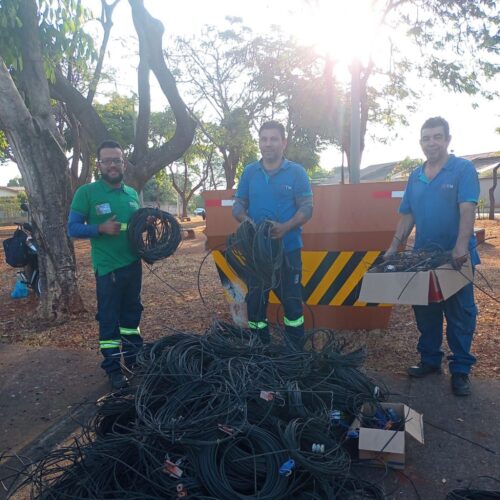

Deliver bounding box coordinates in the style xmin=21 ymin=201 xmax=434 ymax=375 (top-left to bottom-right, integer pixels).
xmin=236 ymin=159 xmax=313 ymax=252
xmin=399 ymin=154 xmax=480 ymax=264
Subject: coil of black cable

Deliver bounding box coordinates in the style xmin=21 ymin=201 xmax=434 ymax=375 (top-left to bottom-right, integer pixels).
xmin=127 ymin=207 xmax=181 ymax=264
xmin=226 ymin=219 xmax=283 ymax=288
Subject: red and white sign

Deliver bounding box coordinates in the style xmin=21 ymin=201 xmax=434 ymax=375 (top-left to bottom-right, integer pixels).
xmin=372 ymin=191 xmax=405 ymax=199
xmin=205 ymin=199 xmax=235 ymax=207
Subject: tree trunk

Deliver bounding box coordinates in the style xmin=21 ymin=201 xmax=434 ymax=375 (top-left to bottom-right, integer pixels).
xmin=489 ymin=163 xmax=499 ymax=220
xmin=181 ymin=198 xmax=188 ymax=219
xmin=17 ymin=128 xmax=84 ymax=320
xmin=0 ymin=60 xmax=83 ymax=321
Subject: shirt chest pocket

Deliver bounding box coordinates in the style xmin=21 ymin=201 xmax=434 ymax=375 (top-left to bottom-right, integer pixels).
xmin=438 ymin=181 xmax=458 ymax=203
xmin=274 ymin=182 xmax=294 ymax=201
xmin=95 ymin=202 xmax=112 ymax=216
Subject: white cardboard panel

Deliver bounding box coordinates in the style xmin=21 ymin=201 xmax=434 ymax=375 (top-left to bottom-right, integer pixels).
xmin=358 ymin=271 xmax=431 ymax=305
xmin=359 ymin=427 xmax=405 ymax=454
xmin=433 ymin=263 xmax=473 ymax=300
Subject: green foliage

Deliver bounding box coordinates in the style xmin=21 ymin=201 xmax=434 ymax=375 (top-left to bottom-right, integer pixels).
xmin=0 ymin=195 xmax=23 ymax=216
xmin=251 ymin=34 xmax=341 ymax=169
xmin=389 ymin=156 xmax=422 ymax=179
xmin=398 ymin=0 xmax=499 ymax=98
xmin=171 ymin=20 xmax=267 ymax=186
xmin=7 ymin=175 xmax=24 ymax=187
xmin=143 ymin=170 xmax=177 ymax=203
xmin=149 ymin=109 xmax=176 ymax=148
xmin=192 ymin=193 xmax=204 ymax=208
xmin=0 ymin=130 xmax=10 ymax=164
xmin=308 ymin=165 xmax=336 ymax=183
xmin=0 ymin=0 xmax=96 ymax=76
xmin=95 ymin=94 xmax=137 ymax=154
xmin=17 ymin=190 xmax=28 ymax=203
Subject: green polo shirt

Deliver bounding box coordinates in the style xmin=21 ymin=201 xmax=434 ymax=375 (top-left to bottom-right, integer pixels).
xmin=71 ymin=179 xmax=140 ymax=276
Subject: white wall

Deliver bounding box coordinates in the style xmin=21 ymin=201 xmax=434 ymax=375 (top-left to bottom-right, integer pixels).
xmin=479 ymin=177 xmax=499 ymax=208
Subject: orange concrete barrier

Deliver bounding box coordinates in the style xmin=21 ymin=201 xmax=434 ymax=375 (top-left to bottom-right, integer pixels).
xmin=203 ymin=182 xmax=407 ymax=330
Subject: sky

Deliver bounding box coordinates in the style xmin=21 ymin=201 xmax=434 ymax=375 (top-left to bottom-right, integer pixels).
xmin=1 ymin=0 xmax=499 ymax=185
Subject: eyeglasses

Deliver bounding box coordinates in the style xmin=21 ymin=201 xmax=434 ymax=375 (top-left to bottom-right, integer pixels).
xmin=98 ymin=158 xmax=124 ymax=166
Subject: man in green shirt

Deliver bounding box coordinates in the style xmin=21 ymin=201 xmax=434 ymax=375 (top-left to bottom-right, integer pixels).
xmin=68 ymin=140 xmax=143 ymax=390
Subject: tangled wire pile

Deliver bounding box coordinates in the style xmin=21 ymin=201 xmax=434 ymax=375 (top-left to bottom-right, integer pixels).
xmin=370 ymin=249 xmax=455 ymax=273
xmin=226 ymin=219 xmax=283 ymax=289
xmin=4 ymin=322 xmax=398 ymax=499
xmin=127 ymin=208 xmax=181 ymax=264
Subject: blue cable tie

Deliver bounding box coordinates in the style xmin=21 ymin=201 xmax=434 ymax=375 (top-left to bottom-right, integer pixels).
xmin=279 ymin=458 xmax=295 ymax=476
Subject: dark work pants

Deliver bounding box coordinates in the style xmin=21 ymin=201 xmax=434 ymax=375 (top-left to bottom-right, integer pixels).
xmin=413 ymin=282 xmax=477 ymax=374
xmin=96 ymin=260 xmax=144 ymax=374
xmin=246 ymin=249 xmax=305 ymax=350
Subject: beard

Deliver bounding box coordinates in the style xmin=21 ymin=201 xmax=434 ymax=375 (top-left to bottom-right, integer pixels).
xmin=101 ymin=172 xmax=123 ymax=184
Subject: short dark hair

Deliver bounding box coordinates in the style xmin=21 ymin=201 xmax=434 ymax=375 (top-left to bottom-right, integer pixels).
xmin=259 ymin=120 xmax=286 ymax=140
xmin=421 ymin=117 xmax=450 ymax=139
xmin=96 ymin=140 xmax=123 ymax=160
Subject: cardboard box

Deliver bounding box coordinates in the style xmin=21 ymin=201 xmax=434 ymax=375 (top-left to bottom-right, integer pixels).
xmin=358 ymin=263 xmax=473 ymax=306
xmin=351 ymin=402 xmax=424 ymax=470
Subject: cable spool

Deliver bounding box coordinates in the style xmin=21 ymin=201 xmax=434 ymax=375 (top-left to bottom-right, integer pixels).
xmin=226 ymin=219 xmax=283 ymax=288
xmin=127 ymin=207 xmax=181 ymax=264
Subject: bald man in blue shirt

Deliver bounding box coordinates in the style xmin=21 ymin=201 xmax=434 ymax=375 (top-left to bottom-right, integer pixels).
xmin=232 ymin=121 xmax=313 ymax=350
xmin=385 ymin=117 xmax=480 ymax=396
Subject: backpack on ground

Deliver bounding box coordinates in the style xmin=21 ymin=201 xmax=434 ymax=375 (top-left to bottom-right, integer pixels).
xmin=3 ymin=229 xmax=29 ymax=268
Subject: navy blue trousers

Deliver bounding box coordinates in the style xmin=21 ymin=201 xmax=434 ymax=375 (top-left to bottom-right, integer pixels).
xmin=413 ymin=282 xmax=477 ymax=374
xmin=95 ymin=260 xmax=144 ymax=374
xmin=246 ymin=249 xmax=305 ymax=349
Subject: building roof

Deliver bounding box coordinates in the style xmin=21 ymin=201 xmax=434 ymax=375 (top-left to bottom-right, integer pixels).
xmin=359 ymin=152 xmax=500 ymax=182
xmin=0 ymin=186 xmax=25 ymax=193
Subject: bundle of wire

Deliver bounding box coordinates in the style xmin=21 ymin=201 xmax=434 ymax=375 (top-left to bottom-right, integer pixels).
xmin=226 ymin=219 xmax=283 ymax=289
xmin=370 ymin=248 xmax=454 ymax=273
xmin=446 ymin=476 xmax=500 ymax=499
xmin=127 ymin=207 xmax=181 ymax=264
xmin=5 ymin=321 xmax=396 ymax=499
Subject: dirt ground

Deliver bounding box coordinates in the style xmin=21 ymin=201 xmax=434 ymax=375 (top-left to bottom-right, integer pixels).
xmin=0 ymin=217 xmax=499 ymax=379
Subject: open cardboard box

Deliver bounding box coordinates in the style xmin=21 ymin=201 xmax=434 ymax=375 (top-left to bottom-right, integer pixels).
xmin=358 ymin=262 xmax=473 ymax=306
xmin=350 ymin=402 xmax=424 ymax=470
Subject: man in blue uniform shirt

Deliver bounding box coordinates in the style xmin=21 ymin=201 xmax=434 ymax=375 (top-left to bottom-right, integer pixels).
xmin=232 ymin=121 xmax=313 ymax=350
xmin=385 ymin=117 xmax=479 ymax=396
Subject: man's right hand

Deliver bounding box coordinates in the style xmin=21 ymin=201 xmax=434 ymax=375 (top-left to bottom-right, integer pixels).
xmin=99 ymin=215 xmax=121 ymax=235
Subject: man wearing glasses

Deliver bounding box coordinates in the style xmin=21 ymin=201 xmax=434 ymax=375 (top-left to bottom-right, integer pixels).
xmin=68 ymin=140 xmax=143 ymax=390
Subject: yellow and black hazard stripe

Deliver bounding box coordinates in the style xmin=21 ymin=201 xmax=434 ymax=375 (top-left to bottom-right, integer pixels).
xmin=300 ymin=251 xmax=382 ymax=306
xmin=212 ymin=250 xmax=385 ymax=307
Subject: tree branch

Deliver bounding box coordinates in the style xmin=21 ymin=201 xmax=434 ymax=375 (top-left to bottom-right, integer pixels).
xmin=130 ymin=41 xmax=151 ymax=165
xmin=50 ymin=67 xmax=110 ymax=146
xmin=18 ymin=0 xmax=61 ymax=142
xmin=87 ymin=0 xmax=120 ymax=104
xmin=128 ymin=0 xmax=196 ymax=184
xmin=0 ymin=58 xmax=32 ymax=130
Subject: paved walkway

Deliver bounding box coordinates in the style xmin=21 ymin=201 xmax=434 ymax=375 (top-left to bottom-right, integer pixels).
xmin=0 ymin=344 xmax=499 ymax=499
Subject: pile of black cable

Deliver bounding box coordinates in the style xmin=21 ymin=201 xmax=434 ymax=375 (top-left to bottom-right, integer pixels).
xmin=8 ymin=322 xmax=392 ymax=499
xmin=446 ymin=475 xmax=500 ymax=499
xmin=127 ymin=207 xmax=181 ymax=264
xmin=370 ymin=248 xmax=453 ymax=273
xmin=226 ymin=219 xmax=283 ymax=289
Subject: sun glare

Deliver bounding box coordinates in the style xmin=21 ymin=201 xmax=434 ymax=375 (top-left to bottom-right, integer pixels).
xmin=300 ymin=0 xmax=381 ymax=68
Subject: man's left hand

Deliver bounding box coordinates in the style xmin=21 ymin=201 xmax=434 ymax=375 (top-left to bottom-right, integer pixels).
xmin=270 ymin=221 xmax=289 ymax=239
xmin=451 ymin=245 xmax=468 ymax=270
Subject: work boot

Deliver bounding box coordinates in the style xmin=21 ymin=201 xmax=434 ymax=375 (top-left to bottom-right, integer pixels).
xmin=407 ymin=362 xmax=441 ymax=378
xmin=451 ymin=373 xmax=471 ymax=397
xmin=108 ymin=371 xmax=128 ymax=390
